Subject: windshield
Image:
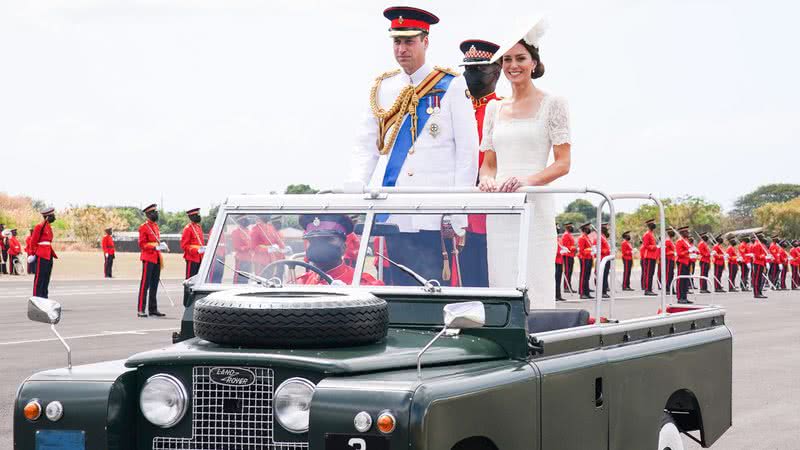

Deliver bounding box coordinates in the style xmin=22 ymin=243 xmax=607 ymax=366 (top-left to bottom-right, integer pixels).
xmin=203 ymin=211 xmax=522 ymax=289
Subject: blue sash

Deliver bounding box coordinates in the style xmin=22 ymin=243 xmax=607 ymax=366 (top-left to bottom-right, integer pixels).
xmin=377 ymin=73 xmax=454 ymax=223
xmin=381 ymin=73 xmax=455 ymax=187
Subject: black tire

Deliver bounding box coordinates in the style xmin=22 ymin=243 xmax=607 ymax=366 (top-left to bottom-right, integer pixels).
xmin=193 ymin=290 xmax=389 ymax=348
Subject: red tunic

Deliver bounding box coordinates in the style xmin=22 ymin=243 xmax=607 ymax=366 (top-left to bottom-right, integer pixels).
xmin=675 ymin=238 xmax=691 ymax=265
xmin=231 ymin=227 xmax=252 ymax=262
xmin=577 ymin=234 xmax=594 ymax=260
xmin=697 ymin=241 xmax=711 ymax=264
xmin=296 ymin=263 xmax=383 ymax=286
xmin=31 ymin=221 xmax=57 ymax=260
xmin=250 ymin=222 xmax=286 ymax=265
xmin=181 ymin=222 xmax=205 ymax=263
xmin=664 ymin=238 xmax=676 ymax=261
xmin=712 ymin=244 xmax=725 ymax=265
xmin=561 ymin=232 xmax=576 ymax=257
xmin=600 ymin=236 xmax=611 ymax=258
xmin=555 ymin=243 xmax=563 ymax=264
xmin=25 ymin=235 xmax=33 ymax=255
xmin=751 ymin=242 xmax=768 ymax=266
xmin=621 ymin=240 xmax=633 ymax=261
xmin=738 ymin=242 xmax=752 ymax=263
xmin=138 ymin=221 xmax=161 ymax=264
xmin=642 ymin=230 xmax=658 ymax=260
xmin=790 ymin=248 xmax=800 ymax=267
xmin=726 ymin=246 xmax=739 ymax=264
xmin=8 ymin=237 xmax=21 ymax=256
xmin=101 ymin=235 xmax=115 ymax=255
xmin=466 ymin=92 xmax=500 ymax=235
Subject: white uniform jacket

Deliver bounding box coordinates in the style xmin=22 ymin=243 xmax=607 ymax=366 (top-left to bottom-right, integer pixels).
xmin=349 ymin=63 xmax=479 ymax=232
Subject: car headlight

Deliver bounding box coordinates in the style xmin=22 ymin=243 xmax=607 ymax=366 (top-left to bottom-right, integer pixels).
xmin=140 ymin=374 xmax=188 ymax=428
xmin=274 ymin=377 xmax=315 ymax=433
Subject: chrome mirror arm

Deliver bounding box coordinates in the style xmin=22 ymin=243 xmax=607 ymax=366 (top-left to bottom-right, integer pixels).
xmin=417 ymin=327 xmax=448 ymax=379
xmin=50 ymin=324 xmax=71 ymax=370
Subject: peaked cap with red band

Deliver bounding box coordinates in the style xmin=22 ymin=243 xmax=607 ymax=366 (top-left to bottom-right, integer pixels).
xmin=384 ymin=6 xmax=439 ymax=37
xmin=299 ymin=214 xmax=354 ymax=239
xmin=142 ymin=203 xmax=158 ymax=213
xmin=459 ymin=39 xmax=500 ymax=66
xmin=186 ymin=207 xmax=201 ymax=216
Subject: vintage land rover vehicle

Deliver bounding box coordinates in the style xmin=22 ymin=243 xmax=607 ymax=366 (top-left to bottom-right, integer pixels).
xmin=14 ymin=188 xmax=732 ymax=450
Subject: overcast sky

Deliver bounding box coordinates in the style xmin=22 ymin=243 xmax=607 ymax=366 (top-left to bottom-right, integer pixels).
xmin=1 ymin=0 xmax=797 ymax=214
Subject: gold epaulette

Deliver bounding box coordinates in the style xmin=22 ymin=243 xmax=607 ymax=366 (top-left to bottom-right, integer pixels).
xmin=374 ymin=69 xmax=401 ymax=82
xmin=434 ymin=66 xmax=461 ymax=77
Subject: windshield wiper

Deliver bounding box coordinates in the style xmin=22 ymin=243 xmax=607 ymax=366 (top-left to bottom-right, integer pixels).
xmin=373 ymin=252 xmax=441 ymax=292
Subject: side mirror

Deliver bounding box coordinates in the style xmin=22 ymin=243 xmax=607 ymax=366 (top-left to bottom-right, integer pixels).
xmin=27 ymin=297 xmax=71 ymax=369
xmin=28 ymin=297 xmax=62 ymax=325
xmin=443 ymin=301 xmax=485 ymax=329
xmin=417 ymin=301 xmax=486 ymax=378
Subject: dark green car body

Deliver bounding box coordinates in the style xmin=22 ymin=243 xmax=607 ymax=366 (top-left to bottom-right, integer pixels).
xmin=14 ymin=287 xmax=731 ymax=450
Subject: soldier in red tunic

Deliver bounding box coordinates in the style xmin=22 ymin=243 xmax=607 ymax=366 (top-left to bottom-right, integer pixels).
xmin=295 ymin=215 xmax=382 ymax=286
xmin=711 ymin=235 xmax=726 ymax=292
xmin=674 ymin=226 xmax=693 ymax=303
xmin=560 ymin=223 xmax=577 ymax=293
xmin=697 ymin=233 xmax=712 ymax=293
xmin=231 ymin=216 xmax=253 ymax=284
xmin=750 ymin=233 xmax=770 ymax=299
xmin=0 ymin=223 xmax=7 ymax=275
xmin=458 ymin=38 xmax=501 ymax=288
xmin=180 ymin=208 xmax=205 ymax=279
xmin=101 ymin=227 xmax=115 ymax=278
xmin=598 ymin=223 xmax=611 ymax=298
xmin=726 ymin=236 xmax=740 ymax=291
xmin=664 ymin=229 xmax=677 ymax=295
xmin=137 ymin=204 xmax=166 ymax=317
xmin=620 ymin=231 xmax=634 ymax=291
xmin=25 ymin=227 xmax=35 ymax=275
xmin=8 ymin=229 xmax=22 ymax=275
xmin=30 ymin=207 xmax=58 ymax=298
xmin=577 ymin=222 xmax=595 ymax=299
xmin=641 ymin=219 xmax=659 ymax=295
xmin=790 ymin=240 xmax=800 ymax=290
xmin=250 ymin=214 xmax=287 ymax=276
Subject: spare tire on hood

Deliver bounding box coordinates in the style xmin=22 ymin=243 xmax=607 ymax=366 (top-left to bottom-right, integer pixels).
xmin=193 ymin=289 xmax=389 ymax=348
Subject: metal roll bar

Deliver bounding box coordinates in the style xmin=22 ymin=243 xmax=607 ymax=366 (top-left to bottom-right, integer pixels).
xmin=598 ymin=193 xmax=667 ymax=317
xmin=338 ymin=185 xmax=616 ymax=324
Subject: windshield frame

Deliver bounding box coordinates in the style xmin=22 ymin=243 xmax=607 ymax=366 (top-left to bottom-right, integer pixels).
xmin=196 ymin=193 xmax=532 ymax=292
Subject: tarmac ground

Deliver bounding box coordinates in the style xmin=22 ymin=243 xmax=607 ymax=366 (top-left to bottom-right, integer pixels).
xmin=1 ymin=276 xmax=798 ymax=449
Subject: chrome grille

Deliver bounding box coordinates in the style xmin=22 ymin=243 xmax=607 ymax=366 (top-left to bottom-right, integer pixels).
xmin=153 ymin=366 xmax=308 ymax=449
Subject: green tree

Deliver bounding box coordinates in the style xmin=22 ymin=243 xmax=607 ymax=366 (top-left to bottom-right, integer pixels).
xmin=112 ymin=207 xmax=145 ymax=231
xmin=754 ymin=197 xmax=800 ymax=237
xmin=62 ymin=206 xmax=129 ymax=247
xmin=731 ymin=184 xmax=800 ymax=221
xmin=157 ymin=210 xmax=187 ymax=234
xmin=201 ymin=205 xmax=220 ymax=233
xmin=284 ymin=184 xmax=318 ymax=195
xmin=563 ymin=199 xmax=609 ymax=224
xmin=556 ymin=212 xmax=587 ymax=227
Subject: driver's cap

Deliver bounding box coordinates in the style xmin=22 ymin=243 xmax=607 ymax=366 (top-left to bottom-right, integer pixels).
xmin=299 ymin=215 xmax=354 ymax=239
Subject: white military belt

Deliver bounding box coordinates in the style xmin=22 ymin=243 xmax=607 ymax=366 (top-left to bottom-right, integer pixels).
xmin=38 ymin=241 xmax=52 ymax=245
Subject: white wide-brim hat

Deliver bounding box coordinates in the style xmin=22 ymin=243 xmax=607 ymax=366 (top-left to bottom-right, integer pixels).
xmin=491 ymin=15 xmax=549 ymax=64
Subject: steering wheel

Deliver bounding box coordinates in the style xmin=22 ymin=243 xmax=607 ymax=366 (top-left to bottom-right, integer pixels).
xmin=259 ymin=260 xmax=335 ymax=285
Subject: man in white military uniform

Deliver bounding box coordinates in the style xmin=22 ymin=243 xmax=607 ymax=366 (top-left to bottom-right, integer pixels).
xmin=349 ymin=6 xmax=479 ymax=285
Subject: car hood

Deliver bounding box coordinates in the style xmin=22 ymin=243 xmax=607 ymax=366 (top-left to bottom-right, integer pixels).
xmin=125 ymin=328 xmax=507 ymax=375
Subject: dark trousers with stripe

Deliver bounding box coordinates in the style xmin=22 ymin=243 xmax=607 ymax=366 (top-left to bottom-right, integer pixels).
xmin=699 ymin=262 xmax=710 ymax=290
xmin=740 ymin=263 xmax=750 ymax=289
xmin=579 ymin=258 xmax=593 ymax=297
xmin=728 ymin=263 xmax=738 ymax=290
xmin=780 ymin=265 xmax=788 ymax=289
xmin=676 ymin=263 xmax=690 ymax=301
xmin=714 ymin=263 xmax=725 ymax=290
xmin=563 ymin=256 xmax=575 ymax=291
xmin=9 ymin=255 xmax=19 ymax=275
xmin=555 ymin=263 xmax=563 ymax=299
xmin=752 ymin=264 xmax=765 ymax=297
xmin=385 ymin=231 xmax=450 ymax=286
xmin=602 ymin=261 xmax=611 ymax=294
xmin=665 ymin=261 xmax=676 ymax=294
xmin=185 ymin=260 xmax=200 ymax=280
xmin=138 ymin=261 xmax=160 ymax=313
xmin=104 ymin=254 xmax=114 ymax=278
xmin=792 ymin=265 xmax=800 ymax=289
xmin=0 ymin=249 xmax=7 ymax=274
xmin=768 ymin=263 xmax=779 ymax=287
xmin=33 ymin=257 xmax=53 ymax=298
xmin=622 ymin=259 xmax=632 ymax=289
xmin=459 ymin=231 xmax=489 ymax=288
xmin=642 ymin=258 xmax=656 ymax=292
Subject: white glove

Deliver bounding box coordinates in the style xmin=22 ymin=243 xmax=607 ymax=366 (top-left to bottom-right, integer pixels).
xmin=710 ymin=251 xmax=716 ymax=256
xmin=690 ymin=254 xmax=698 ymax=260
xmin=723 ymin=255 xmax=729 ymax=260
xmin=366 ymin=247 xmax=374 ymax=257
xmin=736 ymin=257 xmax=742 ymax=262
xmin=766 ymin=254 xmax=774 ymax=260
xmin=27 ymin=255 xmax=36 ymax=264
xmin=282 ymin=245 xmax=293 ymax=255
xmin=746 ymin=253 xmax=755 ymax=258
xmin=104 ymin=253 xmax=109 ymax=258
xmin=198 ymin=246 xmax=206 ymax=255
xmin=268 ymin=244 xmax=280 ymax=254
xmin=779 ymin=264 xmax=784 ymax=270
xmin=157 ymin=242 xmax=169 ymax=252
xmin=559 ymin=249 xmax=569 ymax=255
xmin=747 ymin=263 xmax=752 ymax=269
xmin=590 ymin=248 xmax=597 ymax=255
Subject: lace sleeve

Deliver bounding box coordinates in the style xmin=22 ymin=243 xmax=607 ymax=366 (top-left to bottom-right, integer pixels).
xmin=547 ymin=96 xmax=571 ymax=146
xmin=479 ymin=101 xmax=497 ymax=152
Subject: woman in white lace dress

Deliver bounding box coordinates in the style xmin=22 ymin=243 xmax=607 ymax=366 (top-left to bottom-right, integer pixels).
xmin=478 ymin=27 xmax=572 ymax=309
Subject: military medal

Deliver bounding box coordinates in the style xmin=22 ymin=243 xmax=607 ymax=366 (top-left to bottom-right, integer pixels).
xmin=433 ymin=95 xmax=441 ymax=114
xmin=426 ymin=96 xmax=433 ymax=115
xmin=429 ymin=122 xmax=440 ymax=138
